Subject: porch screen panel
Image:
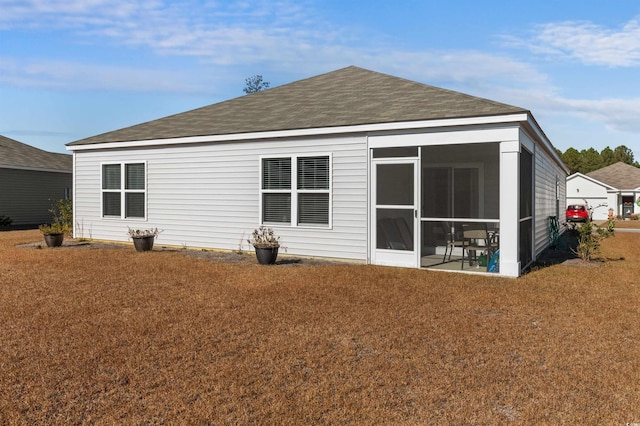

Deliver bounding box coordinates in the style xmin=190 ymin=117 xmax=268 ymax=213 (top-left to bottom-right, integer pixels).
xmin=376 ymin=208 xmax=414 ymax=250
xmin=453 ymin=168 xmax=479 ymax=218
xmin=422 ymin=168 xmax=451 ymax=218
xmin=421 ymin=143 xmax=500 ymax=220
xmin=376 ymin=164 xmax=413 ymax=206
xmin=519 ymin=150 xmax=533 ymax=218
xmin=519 ymin=148 xmax=533 ymax=266
xmin=372 ymin=147 xmax=418 ymax=158
xmin=376 ymin=163 xmax=414 ymax=251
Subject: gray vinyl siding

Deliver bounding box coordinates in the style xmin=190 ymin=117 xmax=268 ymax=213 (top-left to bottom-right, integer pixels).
xmin=0 ymin=168 xmax=72 ymax=226
xmin=531 ymin=135 xmax=567 ymax=256
xmin=73 ymin=135 xmax=368 ymax=260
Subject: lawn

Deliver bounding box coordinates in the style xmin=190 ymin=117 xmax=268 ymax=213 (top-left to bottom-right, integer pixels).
xmin=1 ymin=228 xmax=639 ymax=424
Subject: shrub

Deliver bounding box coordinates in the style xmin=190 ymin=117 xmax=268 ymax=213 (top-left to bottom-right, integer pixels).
xmin=247 ymin=226 xmax=280 ymax=248
xmin=573 ymin=219 xmax=615 ymax=261
xmin=49 ymin=198 xmax=73 ymax=236
xmin=39 ymin=198 xmax=72 ymax=236
xmin=0 ymin=215 xmax=12 ymax=227
xmin=127 ymin=227 xmax=162 ymax=238
xmin=630 ymin=214 xmax=639 ymax=221
xmin=39 ymin=222 xmax=69 ymax=235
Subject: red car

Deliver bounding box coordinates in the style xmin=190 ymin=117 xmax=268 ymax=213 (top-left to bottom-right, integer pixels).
xmin=566 ymin=204 xmax=590 ymax=222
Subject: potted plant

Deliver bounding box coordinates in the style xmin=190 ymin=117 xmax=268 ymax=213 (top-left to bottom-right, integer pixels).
xmin=247 ymin=226 xmax=280 ymax=265
xmin=127 ymin=227 xmax=161 ymax=252
xmin=39 ymin=223 xmax=69 ymax=247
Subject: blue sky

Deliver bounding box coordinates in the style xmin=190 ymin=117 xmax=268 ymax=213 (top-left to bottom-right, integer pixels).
xmin=1 ymin=0 xmax=639 ymax=160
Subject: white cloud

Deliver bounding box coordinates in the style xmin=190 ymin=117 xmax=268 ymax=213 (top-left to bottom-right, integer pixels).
xmin=493 ymin=85 xmax=640 ymax=135
xmin=7 ymin=0 xmax=639 ymax=142
xmin=0 ymin=0 xmax=554 ymax=95
xmin=557 ymin=97 xmax=640 ymax=133
xmin=0 ymin=57 xmax=210 ymax=93
xmin=506 ymin=18 xmax=640 ymax=67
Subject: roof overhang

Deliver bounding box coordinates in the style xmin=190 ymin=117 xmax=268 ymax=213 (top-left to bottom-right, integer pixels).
xmin=0 ymin=164 xmax=72 ymax=174
xmin=520 ymin=113 xmax=569 ymax=175
xmin=67 ymin=111 xmax=568 ymax=175
xmin=568 ymin=172 xmax=617 ymax=190
xmin=67 ymin=113 xmax=532 ymax=152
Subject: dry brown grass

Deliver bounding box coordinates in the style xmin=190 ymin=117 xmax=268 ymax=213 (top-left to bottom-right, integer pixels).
xmin=614 ymin=219 xmax=640 ymax=229
xmin=1 ymin=229 xmax=639 ymax=424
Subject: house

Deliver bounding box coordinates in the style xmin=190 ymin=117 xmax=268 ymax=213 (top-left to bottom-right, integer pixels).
xmin=0 ymin=135 xmax=72 ymax=228
xmin=66 ymin=66 xmax=568 ymax=277
xmin=566 ymin=162 xmax=640 ymax=220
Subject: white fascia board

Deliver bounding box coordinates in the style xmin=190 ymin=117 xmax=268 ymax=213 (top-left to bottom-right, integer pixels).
xmin=0 ymin=164 xmax=72 ymax=173
xmin=566 ymin=172 xmax=588 ymax=181
xmin=523 ymin=114 xmax=570 ymax=175
xmin=569 ymin=172 xmax=617 ymax=190
xmin=66 ymin=113 xmax=530 ymax=152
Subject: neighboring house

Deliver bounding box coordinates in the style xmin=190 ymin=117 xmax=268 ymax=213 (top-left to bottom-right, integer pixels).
xmin=566 ymin=162 xmax=640 ymax=220
xmin=66 ymin=66 xmax=568 ymax=277
xmin=0 ymin=135 xmax=72 ymax=228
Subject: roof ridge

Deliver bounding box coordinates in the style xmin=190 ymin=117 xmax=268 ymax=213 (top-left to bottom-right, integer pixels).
xmin=68 ymin=66 xmax=528 ymax=146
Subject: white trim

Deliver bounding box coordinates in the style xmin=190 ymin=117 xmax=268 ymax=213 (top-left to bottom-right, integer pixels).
xmin=72 ymin=152 xmax=77 ymax=238
xmin=100 ymin=161 xmax=148 ymax=221
xmin=523 ymin=114 xmax=569 ymax=175
xmin=567 ymin=172 xmax=617 ymax=191
xmin=370 ymin=157 xmax=420 ymax=268
xmin=67 ymin=113 xmax=531 ymax=152
xmin=259 ymin=153 xmax=333 ymax=229
xmin=369 ymin=126 xmax=518 ymax=148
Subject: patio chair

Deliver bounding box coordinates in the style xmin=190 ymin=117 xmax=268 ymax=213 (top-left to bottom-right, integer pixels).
xmin=461 ymin=222 xmax=497 ymax=270
xmin=442 ymin=222 xmax=464 ymax=263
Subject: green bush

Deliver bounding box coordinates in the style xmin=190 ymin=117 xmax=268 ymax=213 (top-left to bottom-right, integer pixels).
xmin=40 ymin=198 xmax=73 ymax=236
xmin=573 ymin=219 xmax=615 ymax=261
xmin=39 ymin=222 xmax=69 ymax=235
xmin=0 ymin=215 xmax=12 ymax=227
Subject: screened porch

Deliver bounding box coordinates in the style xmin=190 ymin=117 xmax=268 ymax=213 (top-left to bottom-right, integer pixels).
xmin=372 ymin=142 xmax=515 ymax=273
xmin=419 ymin=143 xmax=500 ymax=272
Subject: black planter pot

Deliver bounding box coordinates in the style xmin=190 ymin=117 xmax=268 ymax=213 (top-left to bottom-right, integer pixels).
xmin=43 ymin=233 xmax=64 ymax=248
xmin=254 ymin=246 xmax=279 ymax=265
xmin=132 ymin=235 xmax=155 ymax=252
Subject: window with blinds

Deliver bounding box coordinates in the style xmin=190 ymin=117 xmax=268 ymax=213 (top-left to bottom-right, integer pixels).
xmin=297 ymin=156 xmax=329 ymax=225
xmin=102 ymin=164 xmax=121 ymax=216
xmin=260 ymin=155 xmax=331 ymax=227
xmin=101 ymin=162 xmax=146 ymax=219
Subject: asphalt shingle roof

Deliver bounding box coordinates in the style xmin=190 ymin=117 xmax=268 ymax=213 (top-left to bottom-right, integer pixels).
xmin=0 ymin=135 xmax=72 ymax=172
xmin=586 ymin=161 xmax=640 ymax=190
xmin=68 ymin=66 xmax=528 ymax=146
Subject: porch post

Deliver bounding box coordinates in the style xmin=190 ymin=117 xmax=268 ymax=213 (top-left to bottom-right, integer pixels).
xmin=500 ymin=140 xmax=520 ymax=277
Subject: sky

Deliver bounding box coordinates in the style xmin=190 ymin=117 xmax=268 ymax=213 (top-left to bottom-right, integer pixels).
xmin=1 ymin=0 xmax=639 ymax=161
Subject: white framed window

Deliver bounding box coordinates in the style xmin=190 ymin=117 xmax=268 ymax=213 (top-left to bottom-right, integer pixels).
xmin=260 ymin=154 xmax=331 ymax=227
xmin=101 ymin=162 xmax=147 ymax=219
